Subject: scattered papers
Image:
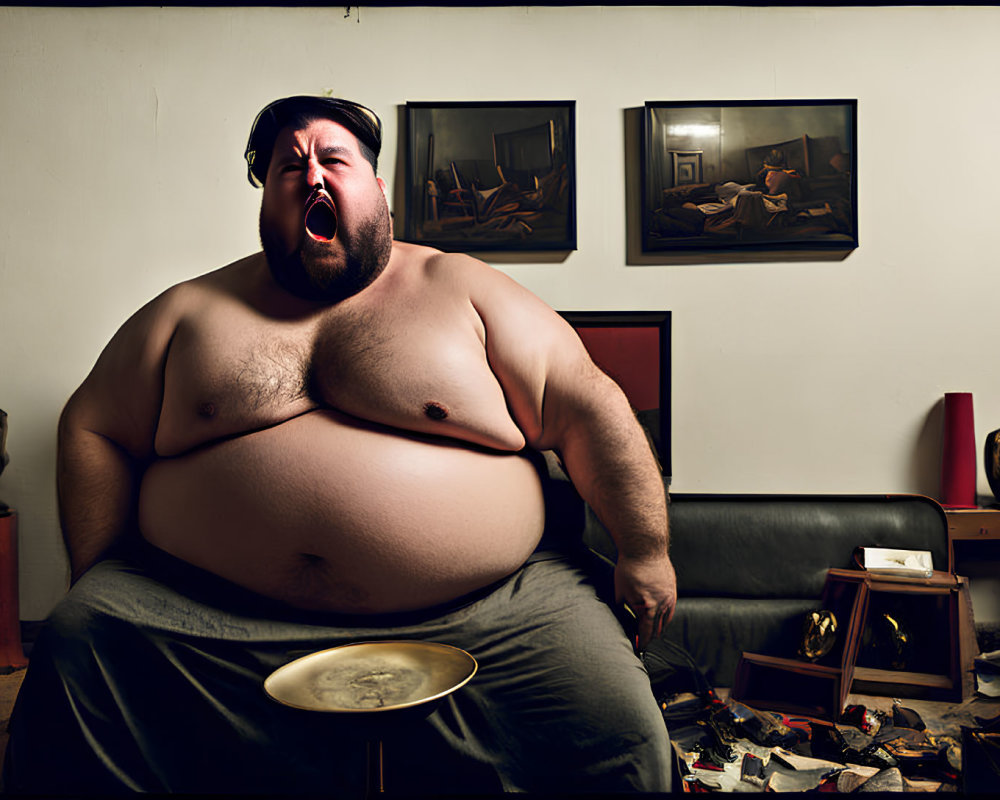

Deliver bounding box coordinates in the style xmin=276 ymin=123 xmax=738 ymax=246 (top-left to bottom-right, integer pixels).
xmin=669 ymin=692 xmax=963 ymax=792
xmin=769 ymin=746 xmax=843 ymax=772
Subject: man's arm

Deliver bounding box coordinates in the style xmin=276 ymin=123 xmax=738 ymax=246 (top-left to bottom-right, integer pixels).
xmin=543 ymin=365 xmax=675 ymax=649
xmin=57 ymin=287 xmax=184 ymax=582
xmin=465 ymin=258 xmax=675 ymax=649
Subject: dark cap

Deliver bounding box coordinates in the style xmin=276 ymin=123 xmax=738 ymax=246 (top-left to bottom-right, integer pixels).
xmin=244 ymin=95 xmax=383 ymax=187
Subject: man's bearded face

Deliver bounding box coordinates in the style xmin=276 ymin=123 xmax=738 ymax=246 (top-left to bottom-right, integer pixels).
xmin=258 ymin=118 xmax=392 ymax=304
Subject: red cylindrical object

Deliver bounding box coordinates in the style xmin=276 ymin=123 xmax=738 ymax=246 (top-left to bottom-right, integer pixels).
xmin=940 ymin=392 xmax=977 ymax=509
xmin=0 ymin=510 xmax=27 ymax=670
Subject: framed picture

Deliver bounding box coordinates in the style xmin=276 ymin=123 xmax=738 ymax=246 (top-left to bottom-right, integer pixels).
xmin=642 ymin=100 xmax=857 ymax=253
xmin=404 ymin=101 xmax=576 ymax=251
xmin=558 ymin=311 xmax=671 ymax=481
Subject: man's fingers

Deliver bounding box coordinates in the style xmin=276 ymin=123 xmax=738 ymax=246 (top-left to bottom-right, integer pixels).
xmin=651 ymin=605 xmax=665 ymax=639
xmin=627 ymin=603 xmax=661 ymax=652
xmin=653 ymin=601 xmax=675 ymax=633
xmin=633 ymin=602 xmax=675 ymax=651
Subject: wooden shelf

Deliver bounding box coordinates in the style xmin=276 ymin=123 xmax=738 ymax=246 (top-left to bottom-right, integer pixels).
xmin=851 ymin=667 xmax=955 ymax=691
xmin=730 ymin=653 xmax=845 ymax=723
xmin=731 ymin=568 xmax=978 ymax=721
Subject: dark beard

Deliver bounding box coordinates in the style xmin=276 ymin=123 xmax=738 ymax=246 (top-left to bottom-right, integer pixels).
xmin=260 ymin=201 xmax=392 ymax=304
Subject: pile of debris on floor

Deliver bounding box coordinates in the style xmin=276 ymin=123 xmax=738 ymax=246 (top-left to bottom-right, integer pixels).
xmin=664 ymin=691 xmax=998 ymax=792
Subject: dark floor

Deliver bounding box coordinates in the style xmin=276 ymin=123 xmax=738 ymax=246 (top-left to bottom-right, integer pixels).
xmin=2 ymin=665 xmax=997 ymax=791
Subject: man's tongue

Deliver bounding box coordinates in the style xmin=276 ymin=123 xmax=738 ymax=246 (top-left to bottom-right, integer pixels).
xmin=304 ymin=191 xmax=338 ymax=242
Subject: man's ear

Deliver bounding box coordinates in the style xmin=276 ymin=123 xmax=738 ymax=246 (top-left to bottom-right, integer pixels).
xmin=377 ymin=176 xmax=388 ymax=199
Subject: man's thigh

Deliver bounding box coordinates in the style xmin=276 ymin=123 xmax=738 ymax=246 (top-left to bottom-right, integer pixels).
xmin=408 ymin=555 xmax=673 ymax=793
xmin=6 ymin=549 xmax=671 ymax=794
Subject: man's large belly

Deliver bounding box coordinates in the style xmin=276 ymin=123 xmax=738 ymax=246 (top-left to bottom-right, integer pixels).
xmin=138 ymin=409 xmax=546 ymax=613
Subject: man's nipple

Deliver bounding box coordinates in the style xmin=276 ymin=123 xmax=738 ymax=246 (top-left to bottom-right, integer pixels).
xmin=197 ymin=402 xmax=217 ymax=419
xmin=423 ymin=402 xmax=449 ymax=421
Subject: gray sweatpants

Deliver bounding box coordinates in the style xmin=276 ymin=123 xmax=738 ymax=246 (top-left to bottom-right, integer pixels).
xmin=2 ymin=541 xmax=672 ymax=795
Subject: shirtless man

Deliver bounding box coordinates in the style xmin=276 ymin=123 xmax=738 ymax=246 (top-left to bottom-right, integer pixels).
xmin=3 ymin=96 xmax=676 ymax=795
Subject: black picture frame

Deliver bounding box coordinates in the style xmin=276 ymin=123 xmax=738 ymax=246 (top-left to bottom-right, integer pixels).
xmin=558 ymin=311 xmax=671 ymax=482
xmin=642 ymin=100 xmax=857 ymax=253
xmin=404 ymin=101 xmax=576 ymax=252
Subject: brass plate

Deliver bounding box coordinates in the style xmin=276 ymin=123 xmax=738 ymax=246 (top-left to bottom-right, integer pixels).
xmin=264 ymin=641 xmax=477 ymax=714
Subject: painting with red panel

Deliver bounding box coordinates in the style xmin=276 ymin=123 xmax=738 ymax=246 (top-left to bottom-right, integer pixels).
xmin=559 ymin=311 xmax=671 ymax=480
xmin=574 ymin=326 xmax=660 ymax=412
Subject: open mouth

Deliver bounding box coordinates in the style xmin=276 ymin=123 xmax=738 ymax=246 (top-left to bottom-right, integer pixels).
xmin=304 ymin=189 xmax=338 ymax=242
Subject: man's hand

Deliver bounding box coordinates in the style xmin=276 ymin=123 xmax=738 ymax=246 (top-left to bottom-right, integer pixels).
xmin=615 ymin=553 xmax=677 ymax=651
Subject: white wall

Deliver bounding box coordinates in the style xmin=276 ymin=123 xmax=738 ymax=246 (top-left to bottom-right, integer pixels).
xmin=2 ymin=5 xmax=999 ymax=619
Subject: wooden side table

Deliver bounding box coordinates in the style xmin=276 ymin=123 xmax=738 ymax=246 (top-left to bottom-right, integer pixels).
xmin=945 ymin=506 xmax=1000 ymax=652
xmin=946 ymin=506 xmax=1000 ymax=571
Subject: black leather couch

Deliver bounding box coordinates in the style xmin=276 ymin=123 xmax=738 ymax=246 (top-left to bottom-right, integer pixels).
xmin=574 ymin=488 xmax=950 ymax=688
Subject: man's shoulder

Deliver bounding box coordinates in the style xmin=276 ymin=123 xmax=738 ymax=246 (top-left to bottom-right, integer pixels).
xmin=189 ymin=251 xmax=263 ymax=288
xmin=167 ymin=252 xmax=262 ymax=296
xmin=391 ymin=240 xmax=498 ymax=285
xmin=135 ymin=253 xmax=263 ymax=320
